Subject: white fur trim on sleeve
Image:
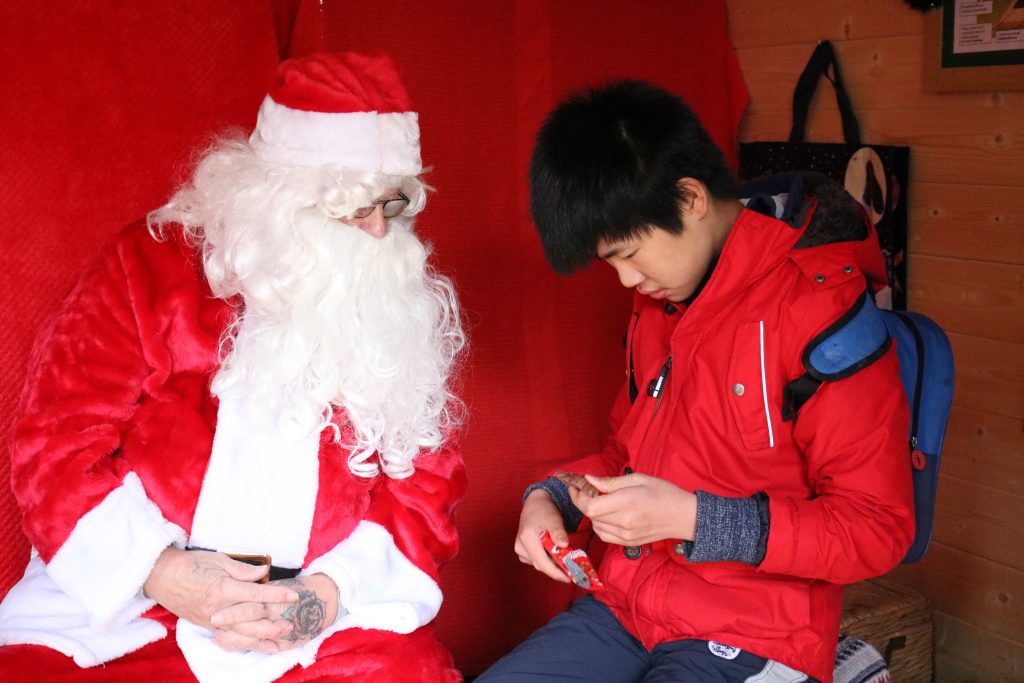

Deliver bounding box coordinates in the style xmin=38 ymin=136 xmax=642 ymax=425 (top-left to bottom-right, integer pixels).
xmin=46 ymin=472 xmax=187 ymax=629
xmin=0 ymin=556 xmax=167 ymax=667
xmin=304 ymin=520 xmax=442 ymax=634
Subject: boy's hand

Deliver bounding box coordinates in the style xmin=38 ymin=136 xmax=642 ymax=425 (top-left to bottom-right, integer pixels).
xmin=570 ymin=473 xmax=697 ymax=546
xmin=514 ymin=489 xmax=573 ymax=584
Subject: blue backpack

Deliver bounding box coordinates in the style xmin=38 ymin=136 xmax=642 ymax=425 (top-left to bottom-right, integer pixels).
xmin=781 ymin=292 xmax=955 ymax=563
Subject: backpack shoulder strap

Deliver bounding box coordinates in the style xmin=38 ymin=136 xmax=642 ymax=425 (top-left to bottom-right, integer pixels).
xmin=781 ymin=294 xmax=956 ymax=564
xmin=782 ymin=290 xmax=891 ymax=421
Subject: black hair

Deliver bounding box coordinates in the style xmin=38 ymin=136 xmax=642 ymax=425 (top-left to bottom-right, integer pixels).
xmin=529 ymin=80 xmax=737 ymax=274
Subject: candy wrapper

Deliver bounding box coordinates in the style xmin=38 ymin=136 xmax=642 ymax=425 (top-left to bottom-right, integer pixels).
xmin=539 ymin=530 xmax=605 ymax=591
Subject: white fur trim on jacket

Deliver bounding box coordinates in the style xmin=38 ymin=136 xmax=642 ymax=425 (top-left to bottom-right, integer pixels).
xmin=0 ymin=555 xmax=167 ymax=667
xmin=45 ymin=472 xmax=186 ymax=629
xmin=187 ymin=384 xmax=320 ymax=567
xmin=306 ymin=520 xmax=442 ymax=633
xmin=176 ymin=618 xmax=318 ymax=683
xmin=0 ymin=471 xmax=183 ymax=665
xmin=249 ymin=97 xmax=422 ymax=176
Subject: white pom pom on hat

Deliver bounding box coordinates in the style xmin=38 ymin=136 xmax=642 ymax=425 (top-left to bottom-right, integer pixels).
xmin=248 ymin=51 xmax=421 ymax=176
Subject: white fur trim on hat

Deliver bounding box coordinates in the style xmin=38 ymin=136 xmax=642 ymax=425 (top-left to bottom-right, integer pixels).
xmin=249 ymin=96 xmax=421 ymax=175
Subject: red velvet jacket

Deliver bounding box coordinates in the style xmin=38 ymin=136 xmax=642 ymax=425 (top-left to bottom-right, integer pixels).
xmin=5 ymin=222 xmax=466 ymax=682
xmin=555 ymin=195 xmax=915 ymax=683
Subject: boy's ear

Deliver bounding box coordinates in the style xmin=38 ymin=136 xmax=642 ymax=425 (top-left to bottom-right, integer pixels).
xmin=676 ymin=177 xmax=710 ymax=220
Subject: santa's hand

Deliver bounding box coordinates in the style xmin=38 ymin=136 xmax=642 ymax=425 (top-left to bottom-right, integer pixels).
xmin=514 ymin=489 xmax=573 ymax=584
xmin=143 ymin=547 xmax=299 ymax=634
xmin=209 ymin=573 xmax=339 ymax=652
xmin=209 ymin=619 xmax=293 ymax=654
xmin=571 ymin=473 xmax=697 ymax=546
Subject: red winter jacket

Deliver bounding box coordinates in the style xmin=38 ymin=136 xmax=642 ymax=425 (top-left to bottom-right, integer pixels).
xmin=554 ymin=184 xmax=915 ymax=683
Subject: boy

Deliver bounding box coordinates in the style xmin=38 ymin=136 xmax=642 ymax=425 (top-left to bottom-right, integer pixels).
xmin=477 ymin=81 xmax=914 ymax=682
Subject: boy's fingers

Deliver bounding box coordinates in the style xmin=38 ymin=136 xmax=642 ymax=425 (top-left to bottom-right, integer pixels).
xmin=586 ymin=473 xmax=643 ymax=494
xmin=569 ymin=486 xmax=597 ymax=515
xmin=540 ymin=558 xmax=572 ymax=583
xmin=532 ymin=533 xmax=573 ymax=583
xmin=585 ymin=474 xmax=622 ymax=493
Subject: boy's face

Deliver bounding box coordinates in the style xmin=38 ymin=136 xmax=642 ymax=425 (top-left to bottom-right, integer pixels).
xmin=596 ymin=222 xmax=716 ymax=303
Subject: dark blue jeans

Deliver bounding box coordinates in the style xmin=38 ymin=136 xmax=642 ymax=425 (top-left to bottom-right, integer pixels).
xmin=474 ymin=595 xmax=816 ymax=683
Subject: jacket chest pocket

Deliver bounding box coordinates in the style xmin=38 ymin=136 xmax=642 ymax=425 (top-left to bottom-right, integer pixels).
xmin=726 ymin=321 xmax=777 ymax=452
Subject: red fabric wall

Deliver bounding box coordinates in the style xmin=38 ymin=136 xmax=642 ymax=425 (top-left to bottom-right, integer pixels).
xmin=0 ymin=0 xmax=282 ymax=601
xmin=0 ymin=1 xmax=746 ymax=675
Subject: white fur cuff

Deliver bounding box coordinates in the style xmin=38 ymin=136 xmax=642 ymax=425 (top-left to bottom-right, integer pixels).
xmin=46 ymin=472 xmax=187 ymax=629
xmin=305 ymin=521 xmax=441 ymax=634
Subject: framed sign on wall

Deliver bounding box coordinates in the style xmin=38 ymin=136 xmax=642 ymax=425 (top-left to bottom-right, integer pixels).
xmin=924 ymin=1 xmax=1024 ymax=90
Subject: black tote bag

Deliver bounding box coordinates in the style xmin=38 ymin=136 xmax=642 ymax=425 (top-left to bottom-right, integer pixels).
xmin=739 ymin=41 xmax=910 ymax=310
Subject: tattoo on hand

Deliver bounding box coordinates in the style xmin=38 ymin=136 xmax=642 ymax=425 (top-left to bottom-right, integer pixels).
xmin=277 ymin=580 xmax=327 ymax=642
xmin=192 ymin=559 xmax=222 ymax=579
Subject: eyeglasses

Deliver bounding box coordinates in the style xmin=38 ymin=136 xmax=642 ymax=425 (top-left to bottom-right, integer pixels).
xmin=348 ymin=192 xmax=410 ymax=220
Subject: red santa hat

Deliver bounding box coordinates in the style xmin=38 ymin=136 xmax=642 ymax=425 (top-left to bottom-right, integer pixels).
xmin=248 ymin=51 xmax=421 ymax=176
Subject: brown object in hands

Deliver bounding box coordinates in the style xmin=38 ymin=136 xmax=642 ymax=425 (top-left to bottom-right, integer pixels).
xmin=554 ymin=471 xmax=600 ymax=498
xmin=227 ymin=553 xmax=272 ymax=583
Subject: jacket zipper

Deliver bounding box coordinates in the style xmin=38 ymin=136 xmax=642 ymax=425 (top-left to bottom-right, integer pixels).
xmin=648 ymin=355 xmax=673 ymax=418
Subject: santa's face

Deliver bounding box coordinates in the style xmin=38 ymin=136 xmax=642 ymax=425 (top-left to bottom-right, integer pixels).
xmin=150 ymin=139 xmax=463 ymax=478
xmin=341 ymin=189 xmax=410 ymax=239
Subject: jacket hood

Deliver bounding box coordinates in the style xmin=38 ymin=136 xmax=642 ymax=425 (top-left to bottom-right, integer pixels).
xmin=740 ymin=172 xmax=867 ymax=244
xmin=739 ymin=172 xmax=887 ymax=290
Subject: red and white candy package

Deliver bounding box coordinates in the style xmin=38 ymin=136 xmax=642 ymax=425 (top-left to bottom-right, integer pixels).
xmin=539 ymin=530 xmax=605 ymax=592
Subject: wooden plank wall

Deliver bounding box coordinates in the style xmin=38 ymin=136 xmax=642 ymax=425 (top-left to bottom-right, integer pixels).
xmin=726 ymin=2 xmax=1023 ymax=681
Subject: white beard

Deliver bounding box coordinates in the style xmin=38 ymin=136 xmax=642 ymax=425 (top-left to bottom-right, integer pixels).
xmin=149 ymin=136 xmax=464 ymax=478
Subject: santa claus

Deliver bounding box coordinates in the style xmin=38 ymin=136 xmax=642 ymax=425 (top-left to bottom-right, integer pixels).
xmin=0 ymin=52 xmax=466 ymax=683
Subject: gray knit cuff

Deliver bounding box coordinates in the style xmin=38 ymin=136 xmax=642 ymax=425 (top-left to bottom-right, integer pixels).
xmin=522 ymin=477 xmax=584 ymax=533
xmin=681 ymin=490 xmax=770 ymax=565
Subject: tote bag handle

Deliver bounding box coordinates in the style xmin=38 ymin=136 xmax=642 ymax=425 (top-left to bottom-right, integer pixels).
xmin=789 ymin=40 xmax=862 ymax=147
